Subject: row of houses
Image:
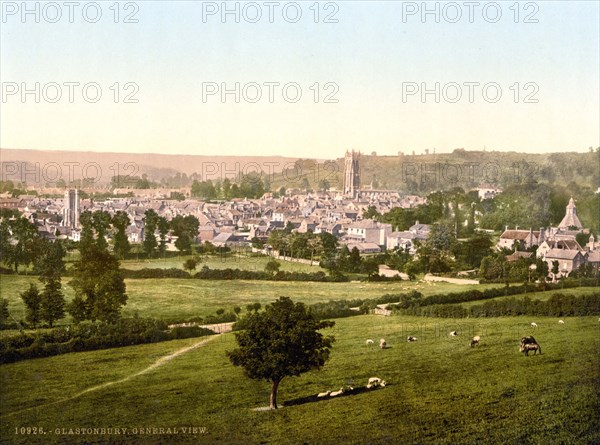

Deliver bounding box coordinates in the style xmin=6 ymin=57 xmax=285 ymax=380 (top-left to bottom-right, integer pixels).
xmin=1 ymin=191 xmax=430 ymax=253
xmin=498 ymin=198 xmax=599 ymax=277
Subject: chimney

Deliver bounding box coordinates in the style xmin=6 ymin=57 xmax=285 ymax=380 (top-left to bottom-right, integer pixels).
xmin=505 ymin=225 xmax=508 ymax=232
xmin=515 ymin=225 xmax=519 ymax=230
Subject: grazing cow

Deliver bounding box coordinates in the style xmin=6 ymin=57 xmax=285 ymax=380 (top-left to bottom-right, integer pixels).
xmin=366 ymin=339 xmax=374 ymax=346
xmin=520 ymin=335 xmax=537 ymax=346
xmin=531 ymin=322 xmax=538 ymax=328
xmin=379 ymin=338 xmax=387 ymax=349
xmin=520 ymin=342 xmax=542 ymax=356
xmin=407 ymin=336 xmax=418 ymax=342
xmin=449 ymin=331 xmax=458 ymax=337
xmin=317 ymin=391 xmax=330 ymax=398
xmin=330 ymin=388 xmax=344 ymax=397
xmin=558 ymin=320 xmax=565 ymax=324
xmin=470 ymin=336 xmax=481 ymax=347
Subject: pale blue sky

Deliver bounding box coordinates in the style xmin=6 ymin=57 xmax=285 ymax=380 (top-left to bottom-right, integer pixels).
xmin=1 ymin=1 xmax=598 ymax=158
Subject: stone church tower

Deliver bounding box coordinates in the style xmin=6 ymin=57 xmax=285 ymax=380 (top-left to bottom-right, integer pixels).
xmin=343 ymin=151 xmax=360 ymax=197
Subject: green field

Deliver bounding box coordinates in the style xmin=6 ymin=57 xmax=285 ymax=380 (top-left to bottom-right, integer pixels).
xmin=119 ymin=253 xmax=320 ymax=273
xmin=0 ymin=275 xmax=503 ymax=324
xmin=1 ymin=315 xmax=598 ymax=444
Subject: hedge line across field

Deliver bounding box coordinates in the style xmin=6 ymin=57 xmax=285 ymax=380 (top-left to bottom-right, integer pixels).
xmin=119 ymin=267 xmax=350 ymax=282
xmin=397 ymin=292 xmax=600 ymax=318
xmin=0 ymin=318 xmax=214 ymax=364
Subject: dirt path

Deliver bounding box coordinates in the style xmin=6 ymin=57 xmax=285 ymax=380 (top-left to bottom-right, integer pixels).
xmin=424 ymin=273 xmax=480 ymax=285
xmin=4 ymin=335 xmax=217 ymax=417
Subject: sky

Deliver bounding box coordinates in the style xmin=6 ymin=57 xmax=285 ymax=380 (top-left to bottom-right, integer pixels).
xmin=1 ymin=0 xmax=599 ymax=159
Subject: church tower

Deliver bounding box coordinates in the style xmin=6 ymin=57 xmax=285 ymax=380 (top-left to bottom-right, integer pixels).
xmin=343 ymin=151 xmax=360 ymax=197
xmin=62 ymin=189 xmax=80 ymax=228
xmin=558 ymin=197 xmax=583 ymax=229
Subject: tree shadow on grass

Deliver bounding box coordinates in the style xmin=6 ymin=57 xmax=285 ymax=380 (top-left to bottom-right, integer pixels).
xmin=282 ymin=385 xmax=389 ymax=407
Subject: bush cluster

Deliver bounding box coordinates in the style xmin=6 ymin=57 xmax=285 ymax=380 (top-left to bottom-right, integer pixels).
xmin=0 ymin=317 xmax=214 ymax=364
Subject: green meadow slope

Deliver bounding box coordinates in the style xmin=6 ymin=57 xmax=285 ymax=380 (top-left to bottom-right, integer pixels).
xmin=1 ymin=315 xmax=598 ymax=445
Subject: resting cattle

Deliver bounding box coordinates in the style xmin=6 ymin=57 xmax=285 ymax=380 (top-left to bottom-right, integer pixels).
xmin=317 ymin=390 xmax=330 ymax=398
xmin=470 ymin=336 xmax=480 ymax=347
xmin=366 ymin=339 xmax=374 ymax=346
xmin=407 ymin=336 xmax=418 ymax=342
xmin=558 ymin=320 xmax=565 ymax=324
xmin=530 ymin=322 xmax=538 ymax=328
xmin=449 ymin=331 xmax=458 ymax=337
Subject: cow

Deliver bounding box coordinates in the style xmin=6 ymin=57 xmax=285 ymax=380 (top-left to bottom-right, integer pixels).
xmin=470 ymin=336 xmax=480 ymax=347
xmin=520 ymin=336 xmax=541 ymax=356
xmin=379 ymin=339 xmax=387 ymax=349
xmin=520 ymin=335 xmax=537 ymax=346
xmin=407 ymin=336 xmax=418 ymax=342
xmin=558 ymin=320 xmax=565 ymax=324
xmin=531 ymin=322 xmax=538 ymax=328
xmin=520 ymin=342 xmax=542 ymax=356
xmin=449 ymin=331 xmax=458 ymax=337
xmin=366 ymin=339 xmax=374 ymax=346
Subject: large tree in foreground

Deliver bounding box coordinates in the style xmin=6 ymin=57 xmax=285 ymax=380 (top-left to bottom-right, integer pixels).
xmin=227 ymin=297 xmax=335 ymax=409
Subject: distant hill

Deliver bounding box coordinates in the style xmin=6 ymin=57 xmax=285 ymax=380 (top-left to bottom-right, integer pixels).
xmin=272 ymin=149 xmax=600 ymax=194
xmin=1 ymin=148 xmax=598 ymax=193
xmin=0 ymin=148 xmax=301 ymax=186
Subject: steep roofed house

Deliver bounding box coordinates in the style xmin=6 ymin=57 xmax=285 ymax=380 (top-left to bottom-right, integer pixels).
xmin=126 ymin=223 xmax=144 ymax=243
xmin=198 ymin=225 xmax=217 ymax=242
xmin=587 ymin=250 xmax=600 ymax=271
xmin=314 ymin=222 xmax=342 ymax=236
xmin=497 ymin=227 xmax=543 ymax=250
xmin=344 ymin=241 xmax=382 ymax=254
xmin=537 ymin=238 xmax=584 ymax=259
xmin=346 ymin=219 xmax=392 ymax=246
xmin=542 ymin=248 xmax=587 ymax=278
xmin=298 ymin=219 xmax=318 ymax=233
xmin=505 ymin=251 xmax=533 ymax=262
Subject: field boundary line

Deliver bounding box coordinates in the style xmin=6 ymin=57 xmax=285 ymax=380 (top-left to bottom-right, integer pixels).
xmin=2 ymin=335 xmax=218 ymax=418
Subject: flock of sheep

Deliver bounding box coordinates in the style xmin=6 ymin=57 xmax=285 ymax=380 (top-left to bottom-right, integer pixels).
xmin=366 ymin=319 xmax=567 ymax=352
xmin=316 ymin=377 xmax=387 ymax=399
xmin=316 ymin=319 xmax=567 ymax=401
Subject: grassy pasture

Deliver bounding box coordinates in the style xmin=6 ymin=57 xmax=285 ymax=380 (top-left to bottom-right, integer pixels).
xmin=0 ymin=275 xmax=503 ymax=324
xmin=119 ymin=253 xmax=320 ymax=273
xmin=1 ymin=315 xmax=598 ymax=444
